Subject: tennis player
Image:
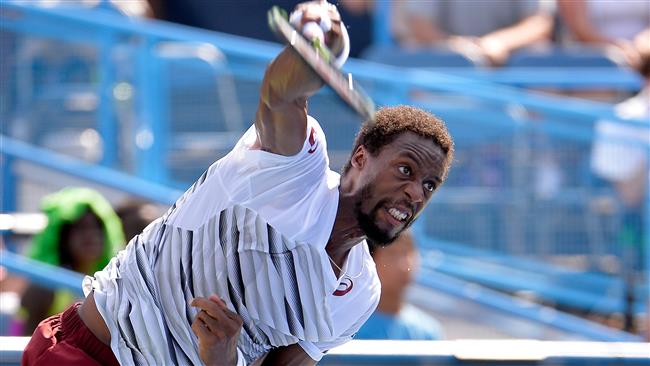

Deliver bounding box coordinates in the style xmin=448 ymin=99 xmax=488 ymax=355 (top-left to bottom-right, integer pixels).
xmin=22 ymin=1 xmax=453 ymax=365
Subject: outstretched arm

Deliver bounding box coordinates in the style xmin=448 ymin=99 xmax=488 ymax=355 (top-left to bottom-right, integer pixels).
xmin=557 ymin=0 xmax=608 ymax=44
xmin=558 ymin=0 xmax=647 ymax=68
xmin=476 ymin=12 xmax=553 ymax=65
xmin=254 ymin=1 xmax=343 ymax=156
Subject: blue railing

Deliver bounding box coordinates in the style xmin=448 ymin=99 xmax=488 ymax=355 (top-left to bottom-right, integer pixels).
xmin=0 ymin=135 xmax=182 ymax=205
xmin=0 ymin=250 xmax=85 ymax=296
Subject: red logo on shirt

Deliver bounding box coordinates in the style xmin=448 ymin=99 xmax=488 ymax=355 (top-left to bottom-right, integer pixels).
xmin=307 ymin=127 xmax=318 ymax=154
xmin=333 ymin=278 xmax=353 ymax=296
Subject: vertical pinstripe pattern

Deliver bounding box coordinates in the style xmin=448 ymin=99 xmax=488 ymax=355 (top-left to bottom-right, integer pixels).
xmin=93 ymin=202 xmax=338 ymax=364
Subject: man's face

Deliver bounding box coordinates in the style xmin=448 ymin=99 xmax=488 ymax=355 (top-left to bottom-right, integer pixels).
xmin=353 ymin=132 xmax=446 ymax=245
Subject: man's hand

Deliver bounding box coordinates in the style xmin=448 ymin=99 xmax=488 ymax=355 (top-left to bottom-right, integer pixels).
xmin=256 ymin=1 xmax=345 ymax=156
xmin=191 ymin=295 xmax=243 ymax=366
xmin=293 ymin=1 xmax=344 ymax=57
xmin=263 ymin=1 xmax=344 ymax=104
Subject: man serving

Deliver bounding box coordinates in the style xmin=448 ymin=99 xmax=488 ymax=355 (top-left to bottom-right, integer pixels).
xmin=23 ymin=1 xmax=454 ymax=365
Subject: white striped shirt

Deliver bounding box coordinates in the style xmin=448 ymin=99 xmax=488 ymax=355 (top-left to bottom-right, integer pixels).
xmin=84 ymin=117 xmax=380 ymax=365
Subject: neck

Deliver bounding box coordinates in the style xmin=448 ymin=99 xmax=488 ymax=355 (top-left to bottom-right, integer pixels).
xmin=376 ymin=287 xmax=404 ymax=315
xmin=325 ymin=187 xmax=366 ymax=274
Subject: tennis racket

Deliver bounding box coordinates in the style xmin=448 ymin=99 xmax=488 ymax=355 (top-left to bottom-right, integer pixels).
xmin=267 ymin=5 xmax=376 ymax=122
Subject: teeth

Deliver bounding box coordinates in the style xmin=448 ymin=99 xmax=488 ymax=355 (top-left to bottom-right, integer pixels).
xmin=388 ymin=208 xmax=407 ymax=221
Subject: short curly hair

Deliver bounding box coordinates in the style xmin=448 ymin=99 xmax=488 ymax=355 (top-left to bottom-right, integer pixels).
xmin=342 ymin=105 xmax=454 ymax=182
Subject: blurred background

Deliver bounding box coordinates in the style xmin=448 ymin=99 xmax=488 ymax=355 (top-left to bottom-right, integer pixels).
xmin=0 ymin=0 xmax=649 ymax=364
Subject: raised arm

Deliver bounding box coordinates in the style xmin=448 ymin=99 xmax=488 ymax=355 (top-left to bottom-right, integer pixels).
xmin=557 ymin=0 xmax=608 ymax=44
xmin=558 ymin=0 xmax=647 ymax=68
xmin=476 ymin=11 xmax=553 ymax=65
xmin=254 ymin=1 xmax=343 ymax=156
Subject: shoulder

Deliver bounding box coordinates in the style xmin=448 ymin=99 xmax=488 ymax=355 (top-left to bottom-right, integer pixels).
xmin=242 ymin=115 xmax=330 ymax=167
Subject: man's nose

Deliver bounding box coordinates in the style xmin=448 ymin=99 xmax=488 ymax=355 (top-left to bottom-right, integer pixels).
xmin=404 ymin=181 xmax=424 ymax=204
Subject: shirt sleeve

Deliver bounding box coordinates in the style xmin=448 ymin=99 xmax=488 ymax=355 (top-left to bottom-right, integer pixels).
xmin=298 ymin=335 xmax=354 ymax=361
xmin=297 ymin=296 xmax=378 ymax=361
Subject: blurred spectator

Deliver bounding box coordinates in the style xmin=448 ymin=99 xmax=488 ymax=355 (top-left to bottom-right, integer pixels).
xmin=17 ymin=0 xmax=153 ymax=17
xmin=591 ymin=53 xmax=649 ymax=336
xmin=149 ymin=0 xmax=373 ymax=56
xmin=338 ymin=0 xmax=374 ymax=57
xmin=392 ymin=0 xmax=553 ymax=66
xmin=148 ymin=0 xmax=298 ymax=42
xmin=13 ymin=188 xmax=124 ymax=335
xmin=115 ymin=199 xmax=160 ymax=242
xmin=591 ymin=55 xmax=649 ymax=259
xmin=355 ymin=230 xmax=443 ymax=340
xmin=558 ymin=0 xmax=650 ymax=69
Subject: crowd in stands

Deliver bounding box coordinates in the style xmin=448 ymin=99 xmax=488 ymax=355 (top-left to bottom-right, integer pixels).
xmin=140 ymin=0 xmax=649 ymax=70
xmin=18 ymin=1 xmax=648 ymax=71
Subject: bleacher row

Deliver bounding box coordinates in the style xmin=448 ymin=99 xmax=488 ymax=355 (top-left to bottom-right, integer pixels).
xmin=1 ymin=0 xmax=648 ymax=355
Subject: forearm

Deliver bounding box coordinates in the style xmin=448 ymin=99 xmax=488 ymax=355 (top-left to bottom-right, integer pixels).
xmin=254 ymin=47 xmax=316 ymax=155
xmin=259 ymin=47 xmax=323 ymax=111
xmin=253 ymin=1 xmax=344 ymax=156
xmin=479 ymin=13 xmax=552 ymax=52
xmin=558 ymin=0 xmax=610 ymax=44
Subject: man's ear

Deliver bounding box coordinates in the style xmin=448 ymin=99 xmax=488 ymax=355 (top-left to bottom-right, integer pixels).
xmin=350 ymin=145 xmax=367 ymax=170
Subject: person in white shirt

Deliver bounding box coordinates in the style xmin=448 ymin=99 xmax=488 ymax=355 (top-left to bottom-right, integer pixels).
xmin=22 ymin=2 xmax=454 ymax=365
xmin=591 ymin=51 xmax=649 ymax=337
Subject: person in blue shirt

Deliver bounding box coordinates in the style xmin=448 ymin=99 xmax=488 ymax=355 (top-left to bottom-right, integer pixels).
xmin=356 ymin=230 xmax=443 ymax=340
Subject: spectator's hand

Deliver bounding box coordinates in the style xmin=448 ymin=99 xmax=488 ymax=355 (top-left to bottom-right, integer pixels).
xmin=447 ymin=36 xmax=486 ymax=65
xmin=612 ymin=39 xmax=642 ymax=69
xmin=191 ymin=295 xmax=243 ymax=366
xmin=477 ymin=36 xmax=510 ymax=66
xmin=633 ymin=28 xmax=650 ymax=59
xmin=447 ymin=36 xmax=509 ymax=66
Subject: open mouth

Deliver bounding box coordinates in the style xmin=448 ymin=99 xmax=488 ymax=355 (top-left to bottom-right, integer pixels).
xmin=384 ymin=206 xmax=411 ymax=227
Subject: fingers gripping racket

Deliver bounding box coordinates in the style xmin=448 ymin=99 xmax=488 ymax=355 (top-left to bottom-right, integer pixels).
xmin=267 ymin=6 xmax=376 ymax=121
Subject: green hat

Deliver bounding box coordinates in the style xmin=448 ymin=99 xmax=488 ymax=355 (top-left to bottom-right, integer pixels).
xmin=28 ymin=187 xmax=125 ymax=274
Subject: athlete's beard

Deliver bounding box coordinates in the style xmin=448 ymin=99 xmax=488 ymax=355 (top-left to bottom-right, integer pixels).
xmin=355 ymin=183 xmax=403 ymax=246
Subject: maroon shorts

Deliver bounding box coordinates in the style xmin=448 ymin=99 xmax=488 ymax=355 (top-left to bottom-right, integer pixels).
xmin=22 ymin=302 xmax=119 ymax=366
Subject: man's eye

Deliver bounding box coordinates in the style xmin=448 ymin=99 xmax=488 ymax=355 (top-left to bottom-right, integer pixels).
xmin=424 ymin=182 xmax=435 ymax=192
xmin=398 ymin=166 xmax=411 ymax=176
